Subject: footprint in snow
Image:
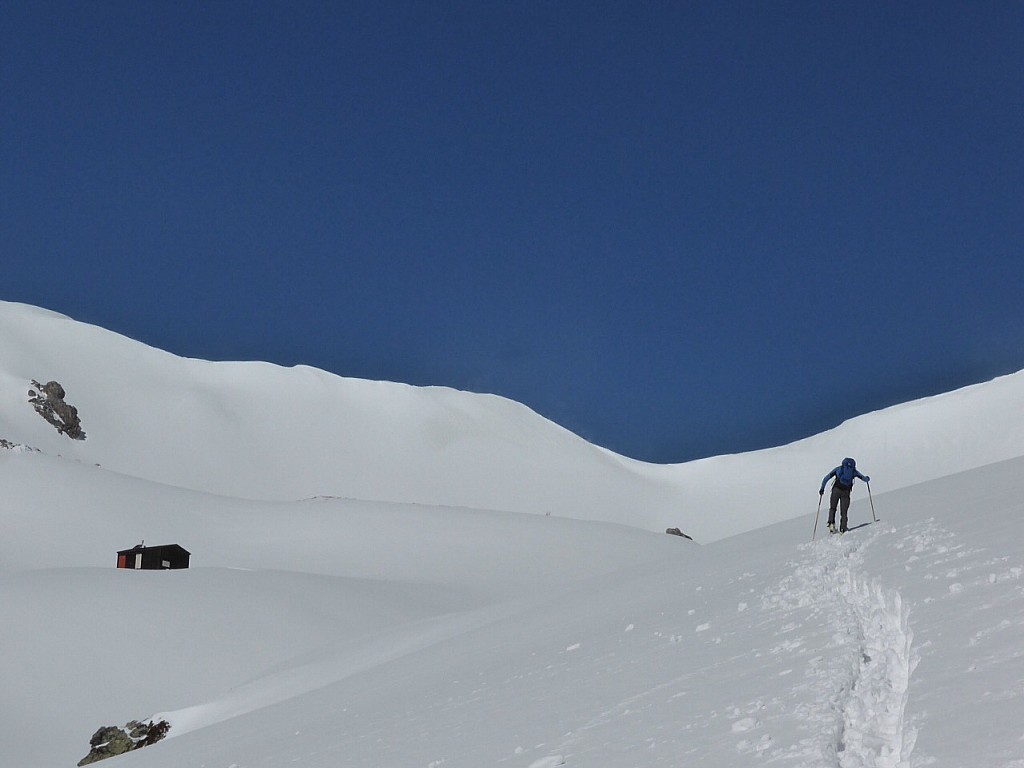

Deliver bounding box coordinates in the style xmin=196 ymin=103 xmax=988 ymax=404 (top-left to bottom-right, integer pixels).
xmin=736 ymin=734 xmax=773 ymax=753
xmin=527 ymin=757 xmax=565 ymax=768
xmin=731 ymin=717 xmax=760 ymax=732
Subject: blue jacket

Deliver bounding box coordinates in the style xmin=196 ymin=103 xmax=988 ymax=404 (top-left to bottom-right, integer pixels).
xmin=820 ymin=462 xmax=869 ymax=493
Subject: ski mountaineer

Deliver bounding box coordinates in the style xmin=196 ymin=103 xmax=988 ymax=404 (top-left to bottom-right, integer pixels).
xmin=819 ymin=457 xmax=870 ymax=534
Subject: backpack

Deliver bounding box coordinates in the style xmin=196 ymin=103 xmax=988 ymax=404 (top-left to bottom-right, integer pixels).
xmin=836 ymin=457 xmax=857 ymax=487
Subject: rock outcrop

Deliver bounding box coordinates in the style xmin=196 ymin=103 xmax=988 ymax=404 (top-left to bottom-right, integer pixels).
xmin=27 ymin=380 xmax=86 ymax=440
xmin=77 ymin=720 xmax=169 ymax=765
xmin=0 ymin=438 xmax=39 ymax=452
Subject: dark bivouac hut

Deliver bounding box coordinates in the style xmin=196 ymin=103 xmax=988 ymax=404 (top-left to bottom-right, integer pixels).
xmin=116 ymin=543 xmax=190 ymax=570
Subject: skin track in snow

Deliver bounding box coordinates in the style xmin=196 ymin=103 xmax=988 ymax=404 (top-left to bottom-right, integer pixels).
xmin=762 ymin=525 xmax=917 ymax=767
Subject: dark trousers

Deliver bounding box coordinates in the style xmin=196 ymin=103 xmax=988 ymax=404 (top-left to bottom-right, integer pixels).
xmin=828 ymin=484 xmax=852 ymax=530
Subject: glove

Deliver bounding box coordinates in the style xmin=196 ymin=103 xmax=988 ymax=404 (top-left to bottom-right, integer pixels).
xmin=819 ymin=488 xmax=824 ymax=496
xmin=864 ymin=476 xmax=870 ymax=483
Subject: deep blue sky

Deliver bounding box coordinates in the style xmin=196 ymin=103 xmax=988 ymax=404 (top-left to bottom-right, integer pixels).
xmin=3 ymin=2 xmax=1022 ymax=463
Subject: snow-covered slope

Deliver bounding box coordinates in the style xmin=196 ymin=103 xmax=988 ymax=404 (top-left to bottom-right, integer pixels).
xmin=2 ymin=300 xmax=1023 ymax=767
xmin=0 ymin=301 xmax=703 ymax=535
xmin=3 ymin=299 xmax=1024 ymax=541
xmin=640 ymin=366 xmax=1024 ymax=541
xmin=0 ymin=448 xmax=688 ymax=766
xmin=2 ymin=446 xmax=1023 ymax=767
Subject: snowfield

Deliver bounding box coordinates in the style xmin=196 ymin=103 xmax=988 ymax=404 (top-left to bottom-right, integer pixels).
xmin=1 ymin=300 xmax=1023 ymax=767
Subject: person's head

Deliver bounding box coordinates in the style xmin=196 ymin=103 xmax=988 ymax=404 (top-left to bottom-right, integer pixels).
xmin=842 ymin=457 xmax=856 ymax=469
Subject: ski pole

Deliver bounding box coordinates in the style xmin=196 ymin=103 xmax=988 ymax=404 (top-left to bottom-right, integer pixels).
xmin=812 ymin=493 xmax=823 ymax=541
xmin=867 ymin=481 xmax=878 ymax=522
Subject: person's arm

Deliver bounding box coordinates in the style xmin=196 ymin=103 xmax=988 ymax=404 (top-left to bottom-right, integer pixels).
xmin=855 ymin=470 xmax=870 ymax=483
xmin=820 ymin=469 xmax=836 ymax=494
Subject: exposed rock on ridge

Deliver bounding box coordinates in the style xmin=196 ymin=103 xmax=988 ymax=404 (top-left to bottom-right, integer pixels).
xmin=0 ymin=438 xmax=39 ymax=452
xmin=77 ymin=720 xmax=169 ymax=765
xmin=28 ymin=379 xmax=86 ymax=440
